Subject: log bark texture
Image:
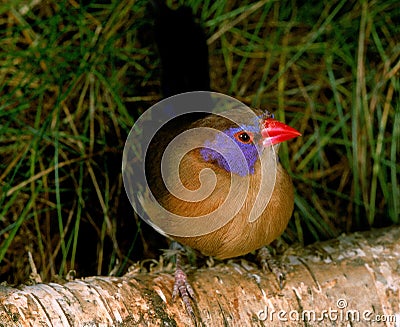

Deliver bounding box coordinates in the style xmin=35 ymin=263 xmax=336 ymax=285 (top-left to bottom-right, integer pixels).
xmin=1 ymin=226 xmax=399 ymax=326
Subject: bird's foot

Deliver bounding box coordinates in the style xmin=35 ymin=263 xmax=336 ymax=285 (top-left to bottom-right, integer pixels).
xmin=167 ymin=242 xmax=197 ymax=322
xmin=172 ymin=261 xmax=196 ymax=319
xmin=257 ymin=246 xmax=286 ymax=289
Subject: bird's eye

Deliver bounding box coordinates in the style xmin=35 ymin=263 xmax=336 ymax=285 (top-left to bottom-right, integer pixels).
xmin=234 ymin=131 xmax=254 ymax=144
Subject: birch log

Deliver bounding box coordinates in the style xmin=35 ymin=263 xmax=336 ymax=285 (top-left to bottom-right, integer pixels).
xmin=1 ymin=226 xmax=399 ymax=326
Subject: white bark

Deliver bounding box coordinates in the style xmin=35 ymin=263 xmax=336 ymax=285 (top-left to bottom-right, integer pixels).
xmin=1 ymin=226 xmax=399 ymax=326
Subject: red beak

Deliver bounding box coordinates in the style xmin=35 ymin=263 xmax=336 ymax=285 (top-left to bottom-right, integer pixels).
xmin=261 ymin=118 xmax=301 ymax=146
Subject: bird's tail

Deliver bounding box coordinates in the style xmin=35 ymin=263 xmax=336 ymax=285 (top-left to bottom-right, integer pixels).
xmin=150 ymin=0 xmax=210 ymax=98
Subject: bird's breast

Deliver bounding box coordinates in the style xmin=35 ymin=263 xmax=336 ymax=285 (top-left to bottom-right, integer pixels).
xmin=157 ymin=150 xmax=294 ymax=259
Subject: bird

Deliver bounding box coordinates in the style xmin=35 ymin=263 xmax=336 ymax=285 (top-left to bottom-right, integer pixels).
xmin=131 ymin=96 xmax=301 ymax=320
xmin=126 ymin=1 xmax=301 ymax=320
xmin=145 ymin=106 xmax=300 ymax=260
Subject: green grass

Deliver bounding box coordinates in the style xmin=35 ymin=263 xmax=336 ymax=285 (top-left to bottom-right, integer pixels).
xmin=0 ymin=0 xmax=399 ymax=283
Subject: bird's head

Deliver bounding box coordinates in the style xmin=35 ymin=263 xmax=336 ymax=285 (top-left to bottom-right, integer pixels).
xmin=198 ymin=110 xmax=301 ymax=176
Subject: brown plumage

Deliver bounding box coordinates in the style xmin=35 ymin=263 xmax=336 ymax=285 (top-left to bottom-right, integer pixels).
xmin=145 ymin=108 xmax=299 ymax=259
xmin=172 ymin=160 xmax=294 ymax=259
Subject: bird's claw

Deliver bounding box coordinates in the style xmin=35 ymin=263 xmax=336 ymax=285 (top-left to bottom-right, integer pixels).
xmin=258 ymin=246 xmax=286 ymax=289
xmin=172 ymin=264 xmax=196 ymax=320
